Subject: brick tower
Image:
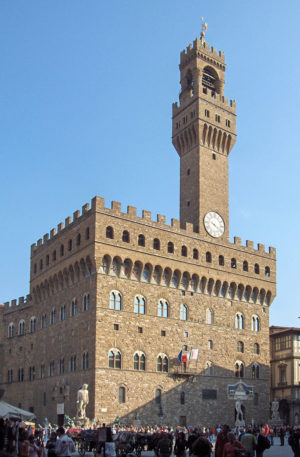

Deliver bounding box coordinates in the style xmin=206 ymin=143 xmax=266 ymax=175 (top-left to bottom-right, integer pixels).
xmin=172 ymin=35 xmax=236 ymax=238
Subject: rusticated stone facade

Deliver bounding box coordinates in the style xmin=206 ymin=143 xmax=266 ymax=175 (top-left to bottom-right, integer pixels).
xmin=0 ymin=34 xmax=276 ymax=427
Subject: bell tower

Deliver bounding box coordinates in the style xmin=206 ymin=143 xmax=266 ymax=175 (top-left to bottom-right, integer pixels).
xmin=172 ymin=28 xmax=236 ymax=239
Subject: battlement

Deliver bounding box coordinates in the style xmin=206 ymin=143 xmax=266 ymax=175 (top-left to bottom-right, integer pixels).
xmin=30 ymin=196 xmax=276 ymax=260
xmin=1 ymin=295 xmax=32 ymax=311
xmin=31 ymin=202 xmax=92 ymax=254
xmin=172 ymin=89 xmax=236 ymax=116
xmin=180 ymin=38 xmax=225 ymax=67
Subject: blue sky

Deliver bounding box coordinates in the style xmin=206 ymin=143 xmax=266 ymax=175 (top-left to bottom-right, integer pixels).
xmin=0 ymin=1 xmax=299 ymax=327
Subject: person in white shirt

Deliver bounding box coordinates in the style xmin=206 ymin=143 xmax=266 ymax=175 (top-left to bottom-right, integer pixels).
xmin=56 ymin=428 xmax=75 ymax=457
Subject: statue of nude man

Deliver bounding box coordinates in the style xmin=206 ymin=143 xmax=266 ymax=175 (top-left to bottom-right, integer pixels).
xmin=77 ymin=384 xmax=89 ymax=418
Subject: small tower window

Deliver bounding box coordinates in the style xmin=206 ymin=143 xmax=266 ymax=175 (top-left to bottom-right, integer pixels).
xmin=193 ymin=249 xmax=199 ymax=260
xmin=153 ymin=238 xmax=160 ymax=250
xmin=187 ymin=168 xmax=190 ymax=175
xmin=243 ymin=261 xmax=248 ymax=272
xmin=122 ymin=230 xmax=130 ymax=243
xmin=212 ymin=153 xmax=216 ymax=160
xmin=226 ymin=119 xmax=231 ymax=127
xmin=181 ymin=246 xmax=187 ymax=257
xmin=219 ymin=255 xmax=224 ymax=266
xmin=254 ymin=263 xmax=260 ymax=274
xmin=265 ymin=266 xmax=270 ymax=277
xmin=138 ymin=234 xmax=145 ymax=246
xmin=215 ymin=114 xmax=221 ymax=123
xmin=168 ymin=242 xmax=174 ymax=254
xmin=206 ymin=252 xmax=212 ymax=263
xmin=106 ymin=226 xmax=114 ymax=240
xmin=231 ymin=258 xmax=237 ymax=269
xmin=205 ymin=109 xmax=210 ymax=118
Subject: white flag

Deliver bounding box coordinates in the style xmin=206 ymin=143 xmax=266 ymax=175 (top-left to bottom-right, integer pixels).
xmin=190 ymin=349 xmax=198 ymax=360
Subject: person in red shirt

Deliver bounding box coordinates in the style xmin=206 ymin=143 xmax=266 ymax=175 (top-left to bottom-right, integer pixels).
xmin=215 ymin=425 xmax=230 ymax=457
xmin=222 ymin=432 xmax=245 ymax=457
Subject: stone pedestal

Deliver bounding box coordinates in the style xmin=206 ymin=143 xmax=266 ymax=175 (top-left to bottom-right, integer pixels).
xmin=73 ymin=416 xmax=91 ymax=429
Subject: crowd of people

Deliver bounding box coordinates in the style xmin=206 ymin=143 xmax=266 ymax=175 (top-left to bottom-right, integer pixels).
xmin=1 ymin=418 xmax=300 ymax=457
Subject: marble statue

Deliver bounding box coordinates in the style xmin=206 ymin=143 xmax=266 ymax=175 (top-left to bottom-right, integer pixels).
xmin=76 ymin=384 xmax=89 ymax=418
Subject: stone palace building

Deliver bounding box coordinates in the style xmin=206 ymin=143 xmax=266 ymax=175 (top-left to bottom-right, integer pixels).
xmin=0 ymin=31 xmax=276 ymax=426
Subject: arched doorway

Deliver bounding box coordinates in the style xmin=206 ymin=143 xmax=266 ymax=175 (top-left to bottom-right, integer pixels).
xmin=279 ymin=399 xmax=290 ymax=424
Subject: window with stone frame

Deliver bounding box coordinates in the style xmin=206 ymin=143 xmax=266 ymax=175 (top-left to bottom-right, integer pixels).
xmin=110 ymin=291 xmax=122 ymax=310
xmin=108 ymin=349 xmax=121 ymax=369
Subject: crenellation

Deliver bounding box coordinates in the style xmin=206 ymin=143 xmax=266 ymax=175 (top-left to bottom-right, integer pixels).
xmin=18 ymin=297 xmax=24 ymax=305
xmin=82 ymin=203 xmax=89 ymax=213
xmin=31 ymin=243 xmax=37 ymax=254
xmin=142 ymin=210 xmax=152 ymax=221
xmin=43 ymin=234 xmax=49 ymax=243
xmin=185 ymin=222 xmax=193 ymax=233
xmin=246 ymin=240 xmax=254 ymax=249
xmin=50 ymin=228 xmax=56 ymax=239
xmin=37 ymin=239 xmax=42 ymax=247
xmin=111 ymin=201 xmax=121 ymax=213
xmin=127 ymin=206 xmax=137 ymax=217
xmin=57 ymin=222 xmax=63 ymax=232
xmin=92 ymin=196 xmax=105 ymax=211
xmin=73 ymin=210 xmax=80 ymax=221
xmin=258 ymin=243 xmax=265 ymax=253
xmin=157 ymin=214 xmax=166 ymax=224
xmin=234 ymin=236 xmax=242 ymax=246
xmin=65 ymin=216 xmax=71 ymax=227
xmin=171 ymin=218 xmax=180 ymax=229
xmin=11 ymin=299 xmax=17 ymax=307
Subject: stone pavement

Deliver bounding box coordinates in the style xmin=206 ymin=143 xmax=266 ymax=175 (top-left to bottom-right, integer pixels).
xmin=77 ymin=437 xmax=294 ymax=457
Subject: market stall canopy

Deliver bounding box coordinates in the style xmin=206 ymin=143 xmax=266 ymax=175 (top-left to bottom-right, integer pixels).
xmin=0 ymin=401 xmax=35 ymax=421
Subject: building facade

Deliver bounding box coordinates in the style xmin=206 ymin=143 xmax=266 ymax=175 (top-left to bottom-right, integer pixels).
xmin=0 ymin=33 xmax=276 ymax=426
xmin=270 ymin=326 xmax=300 ymax=425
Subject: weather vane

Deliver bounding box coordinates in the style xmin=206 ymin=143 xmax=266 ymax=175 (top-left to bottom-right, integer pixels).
xmin=200 ymin=17 xmax=208 ymax=41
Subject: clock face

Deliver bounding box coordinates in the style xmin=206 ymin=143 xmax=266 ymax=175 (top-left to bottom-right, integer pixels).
xmin=204 ymin=212 xmax=225 ymax=238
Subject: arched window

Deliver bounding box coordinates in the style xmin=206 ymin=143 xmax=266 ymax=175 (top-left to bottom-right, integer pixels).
xmin=82 ymin=352 xmax=89 ymax=370
xmin=134 ymin=296 xmax=145 ymax=314
xmin=68 ymin=239 xmax=72 ymax=251
xmin=60 ymin=244 xmax=64 ymax=257
xmin=206 ymin=252 xmax=212 ymax=263
xmin=106 ymin=226 xmax=114 ymax=239
xmin=206 ymin=308 xmax=214 ymax=325
xmin=8 ymin=323 xmax=14 ymax=338
xmin=50 ymin=309 xmax=56 ymax=325
xmin=71 ymin=298 xmax=78 ymax=316
xmin=85 ymin=227 xmax=90 ymax=240
xmin=76 ymin=233 xmax=81 ymax=246
xmin=251 ymin=315 xmax=260 ymax=332
xmin=180 ymin=392 xmax=185 ymax=405
xmin=122 ymin=230 xmax=130 ymax=243
xmin=119 ymin=386 xmax=126 ymax=403
xmin=208 ymin=339 xmax=213 ymax=349
xmin=157 ymin=355 xmax=168 ymax=372
xmin=168 ymin=242 xmax=174 ymax=253
xmin=193 ymin=248 xmax=199 ymax=260
xmin=243 ymin=260 xmax=248 ymax=271
xmin=138 ymin=234 xmax=145 ymax=246
xmin=108 ymin=349 xmax=121 ymax=369
xmin=181 ymin=246 xmax=187 ymax=257
xmin=219 ymin=255 xmax=224 ymax=266
xmin=231 ymin=258 xmax=237 ymax=269
xmin=205 ymin=361 xmax=214 ymax=376
xmin=254 ymin=263 xmax=260 ymax=274
xmin=30 ymin=317 xmax=36 ymax=333
xmin=234 ymin=361 xmax=244 ymax=378
xmin=52 ymin=250 xmax=56 ymax=261
xmin=180 ymin=304 xmax=187 ymax=321
xmin=254 ymin=343 xmax=260 ymax=355
xmin=235 ymin=313 xmax=244 ymax=329
xmin=60 ymin=305 xmax=66 ymax=321
xmin=251 ymin=363 xmax=260 ymax=379
xmin=155 ymin=388 xmax=162 ymax=404
xmin=18 ymin=320 xmax=25 ymax=336
xmin=265 ymin=266 xmax=270 ymax=277
xmin=110 ymin=291 xmax=122 ymax=310
xmin=83 ymin=293 xmax=90 ymax=311
xmin=158 ymin=299 xmax=169 ymax=318
xmin=133 ymin=352 xmax=146 ymax=371
xmin=153 ymin=238 xmax=160 ymax=250
xmin=237 ymin=341 xmax=244 ymax=353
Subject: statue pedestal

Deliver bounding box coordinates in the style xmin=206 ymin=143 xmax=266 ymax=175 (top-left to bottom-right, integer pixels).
xmin=73 ymin=416 xmax=91 ymax=428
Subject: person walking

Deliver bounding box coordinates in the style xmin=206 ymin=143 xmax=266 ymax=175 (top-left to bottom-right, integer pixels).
xmin=222 ymin=432 xmax=245 ymax=457
xmin=255 ymin=431 xmax=270 ymax=457
xmin=288 ymin=426 xmax=300 ymax=457
xmin=240 ymin=428 xmax=257 ymax=457
xmin=215 ymin=425 xmax=229 ymax=457
xmin=46 ymin=431 xmax=57 ymax=457
xmin=56 ymin=427 xmax=75 ymax=457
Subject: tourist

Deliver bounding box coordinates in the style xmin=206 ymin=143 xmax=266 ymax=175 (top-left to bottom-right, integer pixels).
xmin=215 ymin=425 xmax=229 ymax=457
xmin=56 ymin=427 xmax=75 ymax=457
xmin=222 ymin=432 xmax=245 ymax=457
